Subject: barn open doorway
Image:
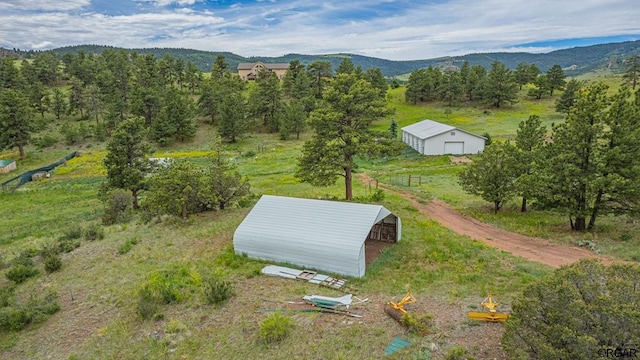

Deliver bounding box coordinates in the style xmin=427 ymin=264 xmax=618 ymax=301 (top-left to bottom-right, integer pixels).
xmin=365 ymin=214 xmax=399 ymax=266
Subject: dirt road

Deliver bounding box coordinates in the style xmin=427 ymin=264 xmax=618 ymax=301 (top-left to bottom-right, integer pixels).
xmin=360 ymin=173 xmax=617 ymax=268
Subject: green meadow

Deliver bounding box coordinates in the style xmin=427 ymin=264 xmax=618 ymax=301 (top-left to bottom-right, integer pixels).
xmin=0 ymin=74 xmax=637 ymax=359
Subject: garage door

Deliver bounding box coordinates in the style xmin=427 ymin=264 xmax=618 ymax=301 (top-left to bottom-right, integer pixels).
xmin=444 ymin=142 xmax=464 ymax=154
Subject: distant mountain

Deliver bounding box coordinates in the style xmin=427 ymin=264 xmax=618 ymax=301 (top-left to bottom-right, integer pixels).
xmin=6 ymin=40 xmax=640 ymax=77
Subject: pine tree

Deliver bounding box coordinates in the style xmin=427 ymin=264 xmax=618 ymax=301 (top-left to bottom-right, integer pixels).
xmin=458 ymin=142 xmax=518 ymax=213
xmin=483 ymin=61 xmax=518 ymax=107
xmin=0 ymin=89 xmax=34 ymax=160
xmin=546 ymin=64 xmax=566 ymax=96
xmin=296 ymin=73 xmax=392 ymax=200
xmin=103 ymin=117 xmax=153 ymax=209
xmin=513 ymin=115 xmax=546 ymax=212
xmin=623 ymin=54 xmax=640 ymax=89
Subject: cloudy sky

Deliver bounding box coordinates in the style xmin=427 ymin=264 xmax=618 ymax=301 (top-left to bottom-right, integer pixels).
xmin=1 ymin=0 xmax=639 ymax=61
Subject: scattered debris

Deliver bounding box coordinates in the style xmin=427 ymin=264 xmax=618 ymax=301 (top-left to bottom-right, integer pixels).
xmin=302 ymin=294 xmax=368 ymax=310
xmin=384 ymin=290 xmax=416 ymax=322
xmin=261 ymin=265 xmax=348 ymax=290
xmin=384 ymin=337 xmax=411 ymax=355
xmin=449 ymin=155 xmax=472 ymax=164
xmin=468 ymin=294 xmax=509 ymax=323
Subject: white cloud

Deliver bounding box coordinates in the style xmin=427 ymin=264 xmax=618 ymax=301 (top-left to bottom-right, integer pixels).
xmin=0 ymin=0 xmax=639 ymax=60
xmin=0 ymin=0 xmax=89 ymax=12
xmin=135 ymin=0 xmax=202 ymax=7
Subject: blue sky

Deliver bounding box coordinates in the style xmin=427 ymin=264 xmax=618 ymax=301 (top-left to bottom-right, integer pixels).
xmin=1 ymin=0 xmax=639 ymax=60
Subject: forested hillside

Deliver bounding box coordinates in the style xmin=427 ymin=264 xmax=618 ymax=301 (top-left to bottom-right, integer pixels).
xmin=2 ymin=40 xmax=639 ymax=76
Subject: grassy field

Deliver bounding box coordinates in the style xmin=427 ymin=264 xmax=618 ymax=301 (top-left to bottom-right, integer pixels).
xmin=0 ymin=74 xmax=638 ymax=359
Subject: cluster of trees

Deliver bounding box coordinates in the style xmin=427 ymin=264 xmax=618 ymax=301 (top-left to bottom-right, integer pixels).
xmin=459 ymin=83 xmax=640 ymax=230
xmin=404 ymin=60 xmax=569 ymax=108
xmin=103 ymin=117 xmax=250 ymax=220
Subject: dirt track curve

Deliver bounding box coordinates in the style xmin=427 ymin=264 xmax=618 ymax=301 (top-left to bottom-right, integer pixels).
xmin=359 ymin=174 xmax=619 ymax=268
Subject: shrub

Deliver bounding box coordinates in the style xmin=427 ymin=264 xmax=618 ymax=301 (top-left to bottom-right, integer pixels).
xmin=444 ymin=346 xmax=471 ymax=360
xmin=117 ymin=238 xmax=138 ymax=255
xmin=62 ymin=225 xmax=83 ymax=240
xmin=44 ymin=254 xmax=62 ymax=273
xmin=203 ymin=276 xmax=234 ymax=306
xmin=0 ymin=291 xmax=59 ymax=332
xmin=502 ymin=259 xmax=640 ymax=359
xmin=57 ymin=237 xmax=81 ymax=253
xmin=84 ymin=224 xmax=105 ymax=241
xmin=137 ymin=286 xmax=158 ymax=320
xmin=259 ymin=312 xmax=293 ymax=344
xmin=5 ymin=264 xmax=39 ymax=283
xmin=102 ymin=189 xmax=133 ymax=225
xmin=400 ymin=312 xmax=432 ymax=335
xmin=32 ymin=134 xmax=59 ymax=149
xmin=0 ymin=285 xmax=15 ymax=307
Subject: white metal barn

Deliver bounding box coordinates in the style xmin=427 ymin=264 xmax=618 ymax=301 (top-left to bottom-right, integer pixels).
xmin=233 ymin=195 xmax=402 ymax=278
xmin=401 ymin=119 xmax=486 ymax=155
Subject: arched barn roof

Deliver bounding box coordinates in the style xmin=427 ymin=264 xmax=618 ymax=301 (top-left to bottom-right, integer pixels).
xmin=233 ymin=195 xmax=401 ymax=278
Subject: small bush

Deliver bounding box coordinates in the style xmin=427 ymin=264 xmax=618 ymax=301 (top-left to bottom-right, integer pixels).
xmin=259 ymin=312 xmax=293 ymax=344
xmin=57 ymin=237 xmax=81 ymax=253
xmin=39 ymin=242 xmax=60 ymax=258
xmin=137 ymin=286 xmax=158 ymax=320
xmin=117 ymin=238 xmax=138 ymax=255
xmin=32 ymin=134 xmax=59 ymax=149
xmin=0 ymin=291 xmax=59 ymax=332
xmin=203 ymin=276 xmax=235 ymax=306
xmin=619 ymin=232 xmax=633 ymax=242
xmin=62 ymin=225 xmax=84 ymax=240
xmin=400 ymin=312 xmax=432 ymax=335
xmin=102 ymin=189 xmax=133 ymax=225
xmin=5 ymin=264 xmax=39 ymax=284
xmin=0 ymin=286 xmax=15 ymax=308
xmin=44 ymin=254 xmax=62 ymax=273
xmin=84 ymin=224 xmax=105 ymax=241
xmin=444 ymin=345 xmax=471 ymax=360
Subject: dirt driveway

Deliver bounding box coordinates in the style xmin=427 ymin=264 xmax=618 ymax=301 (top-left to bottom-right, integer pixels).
xmin=359 ymin=173 xmax=618 ymax=268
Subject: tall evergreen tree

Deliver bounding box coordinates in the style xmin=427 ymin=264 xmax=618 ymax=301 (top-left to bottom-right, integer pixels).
xmin=364 ymin=67 xmax=387 ymax=98
xmin=296 ymin=73 xmax=392 ymax=200
xmin=249 ymin=70 xmax=283 ymax=133
xmin=483 ymin=61 xmax=518 ymax=107
xmin=513 ymin=115 xmax=547 ymax=212
xmin=555 ymin=78 xmax=583 ymax=114
xmin=279 ymin=100 xmax=306 ymax=140
xmin=219 ymin=92 xmax=247 ymax=143
xmin=458 ymin=142 xmax=518 ymax=213
xmin=131 ymin=54 xmax=162 ymax=126
xmin=546 ymin=64 xmax=566 ymax=96
xmin=543 ymin=83 xmax=610 ymax=230
xmin=0 ymin=89 xmax=34 ymax=160
xmin=51 ymin=88 xmax=67 ymax=120
xmin=307 ymin=61 xmax=332 ymax=99
xmin=438 ymin=69 xmax=462 ymax=106
xmin=103 ymin=117 xmax=153 ymax=209
xmin=527 ymin=74 xmax=549 ymax=99
xmin=623 ymin=54 xmax=640 ymax=89
xmin=206 ymin=138 xmax=251 ymax=210
xmin=514 ymin=62 xmax=536 ymax=90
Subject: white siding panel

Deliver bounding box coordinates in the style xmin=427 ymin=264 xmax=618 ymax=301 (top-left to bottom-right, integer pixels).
xmin=233 ymin=195 xmax=400 ymax=278
xmin=402 ymin=119 xmax=485 ymax=156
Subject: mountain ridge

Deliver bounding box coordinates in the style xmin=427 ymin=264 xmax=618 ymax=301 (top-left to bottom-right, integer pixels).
xmin=3 ymin=40 xmax=639 ymax=77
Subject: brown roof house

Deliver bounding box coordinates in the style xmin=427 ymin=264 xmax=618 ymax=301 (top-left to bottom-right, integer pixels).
xmin=237 ymin=61 xmax=289 ymax=81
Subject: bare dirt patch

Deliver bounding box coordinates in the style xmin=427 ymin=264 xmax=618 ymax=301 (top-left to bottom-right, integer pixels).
xmin=359 ymin=173 xmax=620 ymax=268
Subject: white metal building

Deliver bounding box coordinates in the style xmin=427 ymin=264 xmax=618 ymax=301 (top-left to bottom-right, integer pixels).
xmin=233 ymin=195 xmax=401 ymax=278
xmin=401 ymin=119 xmax=486 ymax=155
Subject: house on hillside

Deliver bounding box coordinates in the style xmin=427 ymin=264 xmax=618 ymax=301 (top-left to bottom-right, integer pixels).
xmin=0 ymin=160 xmax=16 ymax=174
xmin=233 ymin=195 xmax=401 ymax=278
xmin=401 ymin=119 xmax=485 ymax=155
xmin=237 ymin=61 xmax=289 ymax=81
